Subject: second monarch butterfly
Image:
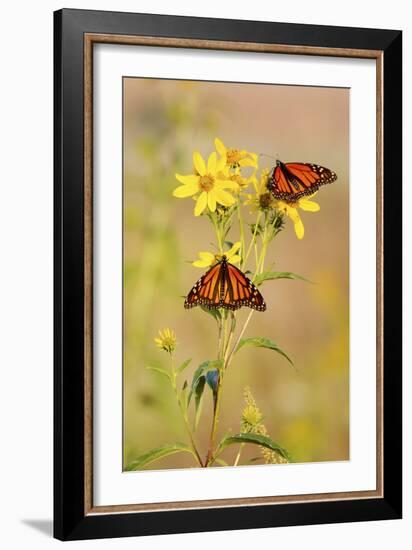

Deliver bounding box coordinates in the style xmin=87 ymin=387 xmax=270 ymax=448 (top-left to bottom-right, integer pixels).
xmin=185 ymin=256 xmax=266 ymax=311
xmin=268 ymin=159 xmax=337 ymax=201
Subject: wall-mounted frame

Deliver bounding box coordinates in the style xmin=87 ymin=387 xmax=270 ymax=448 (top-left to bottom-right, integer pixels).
xmin=54 ymin=8 xmax=402 ymax=541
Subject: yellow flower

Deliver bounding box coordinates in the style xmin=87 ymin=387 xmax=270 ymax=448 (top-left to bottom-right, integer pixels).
xmin=173 ymin=151 xmax=238 ymax=216
xmin=217 ymin=166 xmax=254 ymax=195
xmin=192 ymin=242 xmax=242 ymax=268
xmin=276 ymin=193 xmax=320 ymax=240
xmin=215 ymin=137 xmax=258 ymax=169
xmin=154 ymin=328 xmax=177 ymax=353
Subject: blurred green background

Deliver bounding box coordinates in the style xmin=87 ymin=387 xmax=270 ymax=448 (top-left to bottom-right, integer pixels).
xmin=123 ymin=78 xmax=349 ymax=469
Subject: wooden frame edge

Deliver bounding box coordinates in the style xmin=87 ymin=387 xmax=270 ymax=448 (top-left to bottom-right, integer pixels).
xmin=83 ymin=33 xmax=384 ymax=516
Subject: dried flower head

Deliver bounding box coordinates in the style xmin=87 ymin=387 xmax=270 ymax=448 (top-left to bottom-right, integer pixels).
xmin=241 ymin=387 xmax=289 ymax=465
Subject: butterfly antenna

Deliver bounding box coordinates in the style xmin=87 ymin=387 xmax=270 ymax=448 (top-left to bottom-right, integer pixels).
xmin=259 ymin=152 xmax=279 ymax=162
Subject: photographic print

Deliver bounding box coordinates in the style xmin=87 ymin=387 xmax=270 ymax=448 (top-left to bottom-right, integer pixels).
xmin=123 ymin=78 xmax=349 ymax=471
xmin=55 ymin=10 xmax=402 ymax=539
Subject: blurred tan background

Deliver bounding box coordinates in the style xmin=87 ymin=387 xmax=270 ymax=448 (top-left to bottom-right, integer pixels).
xmin=123 ymin=78 xmax=349 ymax=469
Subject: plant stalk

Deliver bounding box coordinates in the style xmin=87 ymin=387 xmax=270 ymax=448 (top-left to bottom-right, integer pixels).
xmin=170 ymin=355 xmax=203 ymax=467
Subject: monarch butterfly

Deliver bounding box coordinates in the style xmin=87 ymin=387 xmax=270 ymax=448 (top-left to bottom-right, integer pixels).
xmin=185 ymin=256 xmax=266 ymax=311
xmin=268 ymin=160 xmax=337 ymax=201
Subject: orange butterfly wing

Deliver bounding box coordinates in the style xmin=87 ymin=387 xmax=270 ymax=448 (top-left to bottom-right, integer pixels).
xmin=224 ymin=263 xmax=266 ymax=311
xmin=184 ymin=262 xmax=221 ymax=309
xmin=269 ymin=161 xmax=337 ymax=201
xmin=184 ymin=259 xmax=266 ymax=311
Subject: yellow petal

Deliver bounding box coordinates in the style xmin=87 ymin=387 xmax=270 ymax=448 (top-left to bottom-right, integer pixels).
xmin=199 ymin=251 xmax=215 ymax=262
xmin=216 ymin=155 xmax=227 ymax=172
xmin=214 ymin=137 xmax=226 ymax=157
xmin=294 ymin=218 xmax=305 ymax=239
xmin=193 ymin=259 xmax=212 ymax=268
xmin=194 ymin=191 xmax=208 ymax=216
xmin=299 ymin=199 xmax=320 ymax=212
xmin=213 ymin=187 xmax=236 ymax=207
xmin=250 ymin=175 xmax=259 ymax=193
xmin=239 ymin=157 xmax=257 ymax=168
xmin=208 ymin=191 xmax=217 ymax=212
xmin=228 ymin=254 xmax=241 ymax=264
xmin=193 ymin=151 xmax=206 ymax=176
xmin=285 ymin=205 xmax=300 ymax=224
xmin=215 ymin=179 xmax=238 ymax=190
xmin=175 ymin=173 xmax=199 ymax=185
xmin=207 ymin=152 xmax=217 ymax=173
xmin=226 ymin=241 xmax=241 ymax=257
xmin=173 ymin=182 xmax=198 ymax=198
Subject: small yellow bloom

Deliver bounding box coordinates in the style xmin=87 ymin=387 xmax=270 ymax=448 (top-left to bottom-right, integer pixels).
xmin=154 ymin=328 xmax=177 ymax=353
xmin=242 ymin=404 xmax=263 ymax=427
xmin=173 ymin=151 xmax=238 ymax=216
xmin=276 ymin=193 xmax=320 ymax=240
xmin=215 ymin=137 xmax=258 ymax=169
xmin=216 ymin=165 xmax=254 ymax=195
xmin=192 ymin=241 xmax=242 ymax=268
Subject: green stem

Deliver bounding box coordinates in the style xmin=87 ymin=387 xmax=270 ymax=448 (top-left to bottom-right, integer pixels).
xmin=211 ymin=213 xmax=223 ymax=253
xmin=225 ymin=309 xmax=254 ymax=370
xmin=223 ymin=312 xmax=236 ymax=362
xmin=206 ymin=208 xmax=269 ymax=467
xmin=205 ymin=312 xmax=237 ymax=466
xmin=217 ymin=315 xmax=224 ymax=359
xmin=254 ymin=215 xmax=269 ymax=277
xmin=225 ymin=219 xmax=270 ymax=371
xmin=205 ymin=365 xmax=223 ymax=466
xmin=237 ymin=204 xmax=246 ymax=266
xmin=233 ymin=443 xmax=245 ymax=466
xmin=243 ymin=211 xmax=262 ymax=269
xmin=170 ymin=355 xmax=203 ymax=467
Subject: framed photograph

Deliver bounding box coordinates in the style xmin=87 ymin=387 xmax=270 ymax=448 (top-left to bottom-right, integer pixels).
xmin=54 ymin=8 xmax=402 ymax=541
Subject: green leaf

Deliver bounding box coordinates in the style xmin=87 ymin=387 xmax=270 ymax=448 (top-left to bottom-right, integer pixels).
xmin=214 ymin=458 xmax=229 ymax=467
xmin=125 ymin=443 xmax=194 ymax=471
xmin=201 ymin=306 xmax=222 ymax=322
xmin=177 ymin=358 xmax=192 ymax=374
xmin=235 ymin=337 xmax=293 ymax=366
xmin=146 ymin=366 xmax=171 ymax=381
xmin=188 ymin=360 xmax=223 ymax=430
xmin=244 ymin=456 xmax=265 ymax=464
xmin=254 ymin=271 xmax=312 ymax=286
xmin=205 ymin=369 xmax=219 ymax=395
xmin=194 ymin=376 xmax=206 ymax=430
xmin=180 ymin=380 xmax=189 ymax=413
xmin=215 ymin=433 xmax=291 ymax=462
xmin=189 ymin=359 xmax=223 ymax=404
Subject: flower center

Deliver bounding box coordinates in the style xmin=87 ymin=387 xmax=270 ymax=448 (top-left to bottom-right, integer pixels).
xmin=198 ymin=174 xmax=214 ymax=192
xmin=259 ymin=192 xmax=274 ymax=210
xmin=226 ymin=148 xmax=241 ymax=165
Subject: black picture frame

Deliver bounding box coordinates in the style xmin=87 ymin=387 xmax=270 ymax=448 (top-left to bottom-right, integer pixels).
xmin=54 ymin=8 xmax=402 ymax=541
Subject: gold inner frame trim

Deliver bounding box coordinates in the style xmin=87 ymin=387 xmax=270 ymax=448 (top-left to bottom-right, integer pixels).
xmin=84 ymin=33 xmax=384 ymax=515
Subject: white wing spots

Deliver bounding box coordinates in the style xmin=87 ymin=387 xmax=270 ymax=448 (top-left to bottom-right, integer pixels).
xmin=269 ymin=161 xmax=337 ymax=201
